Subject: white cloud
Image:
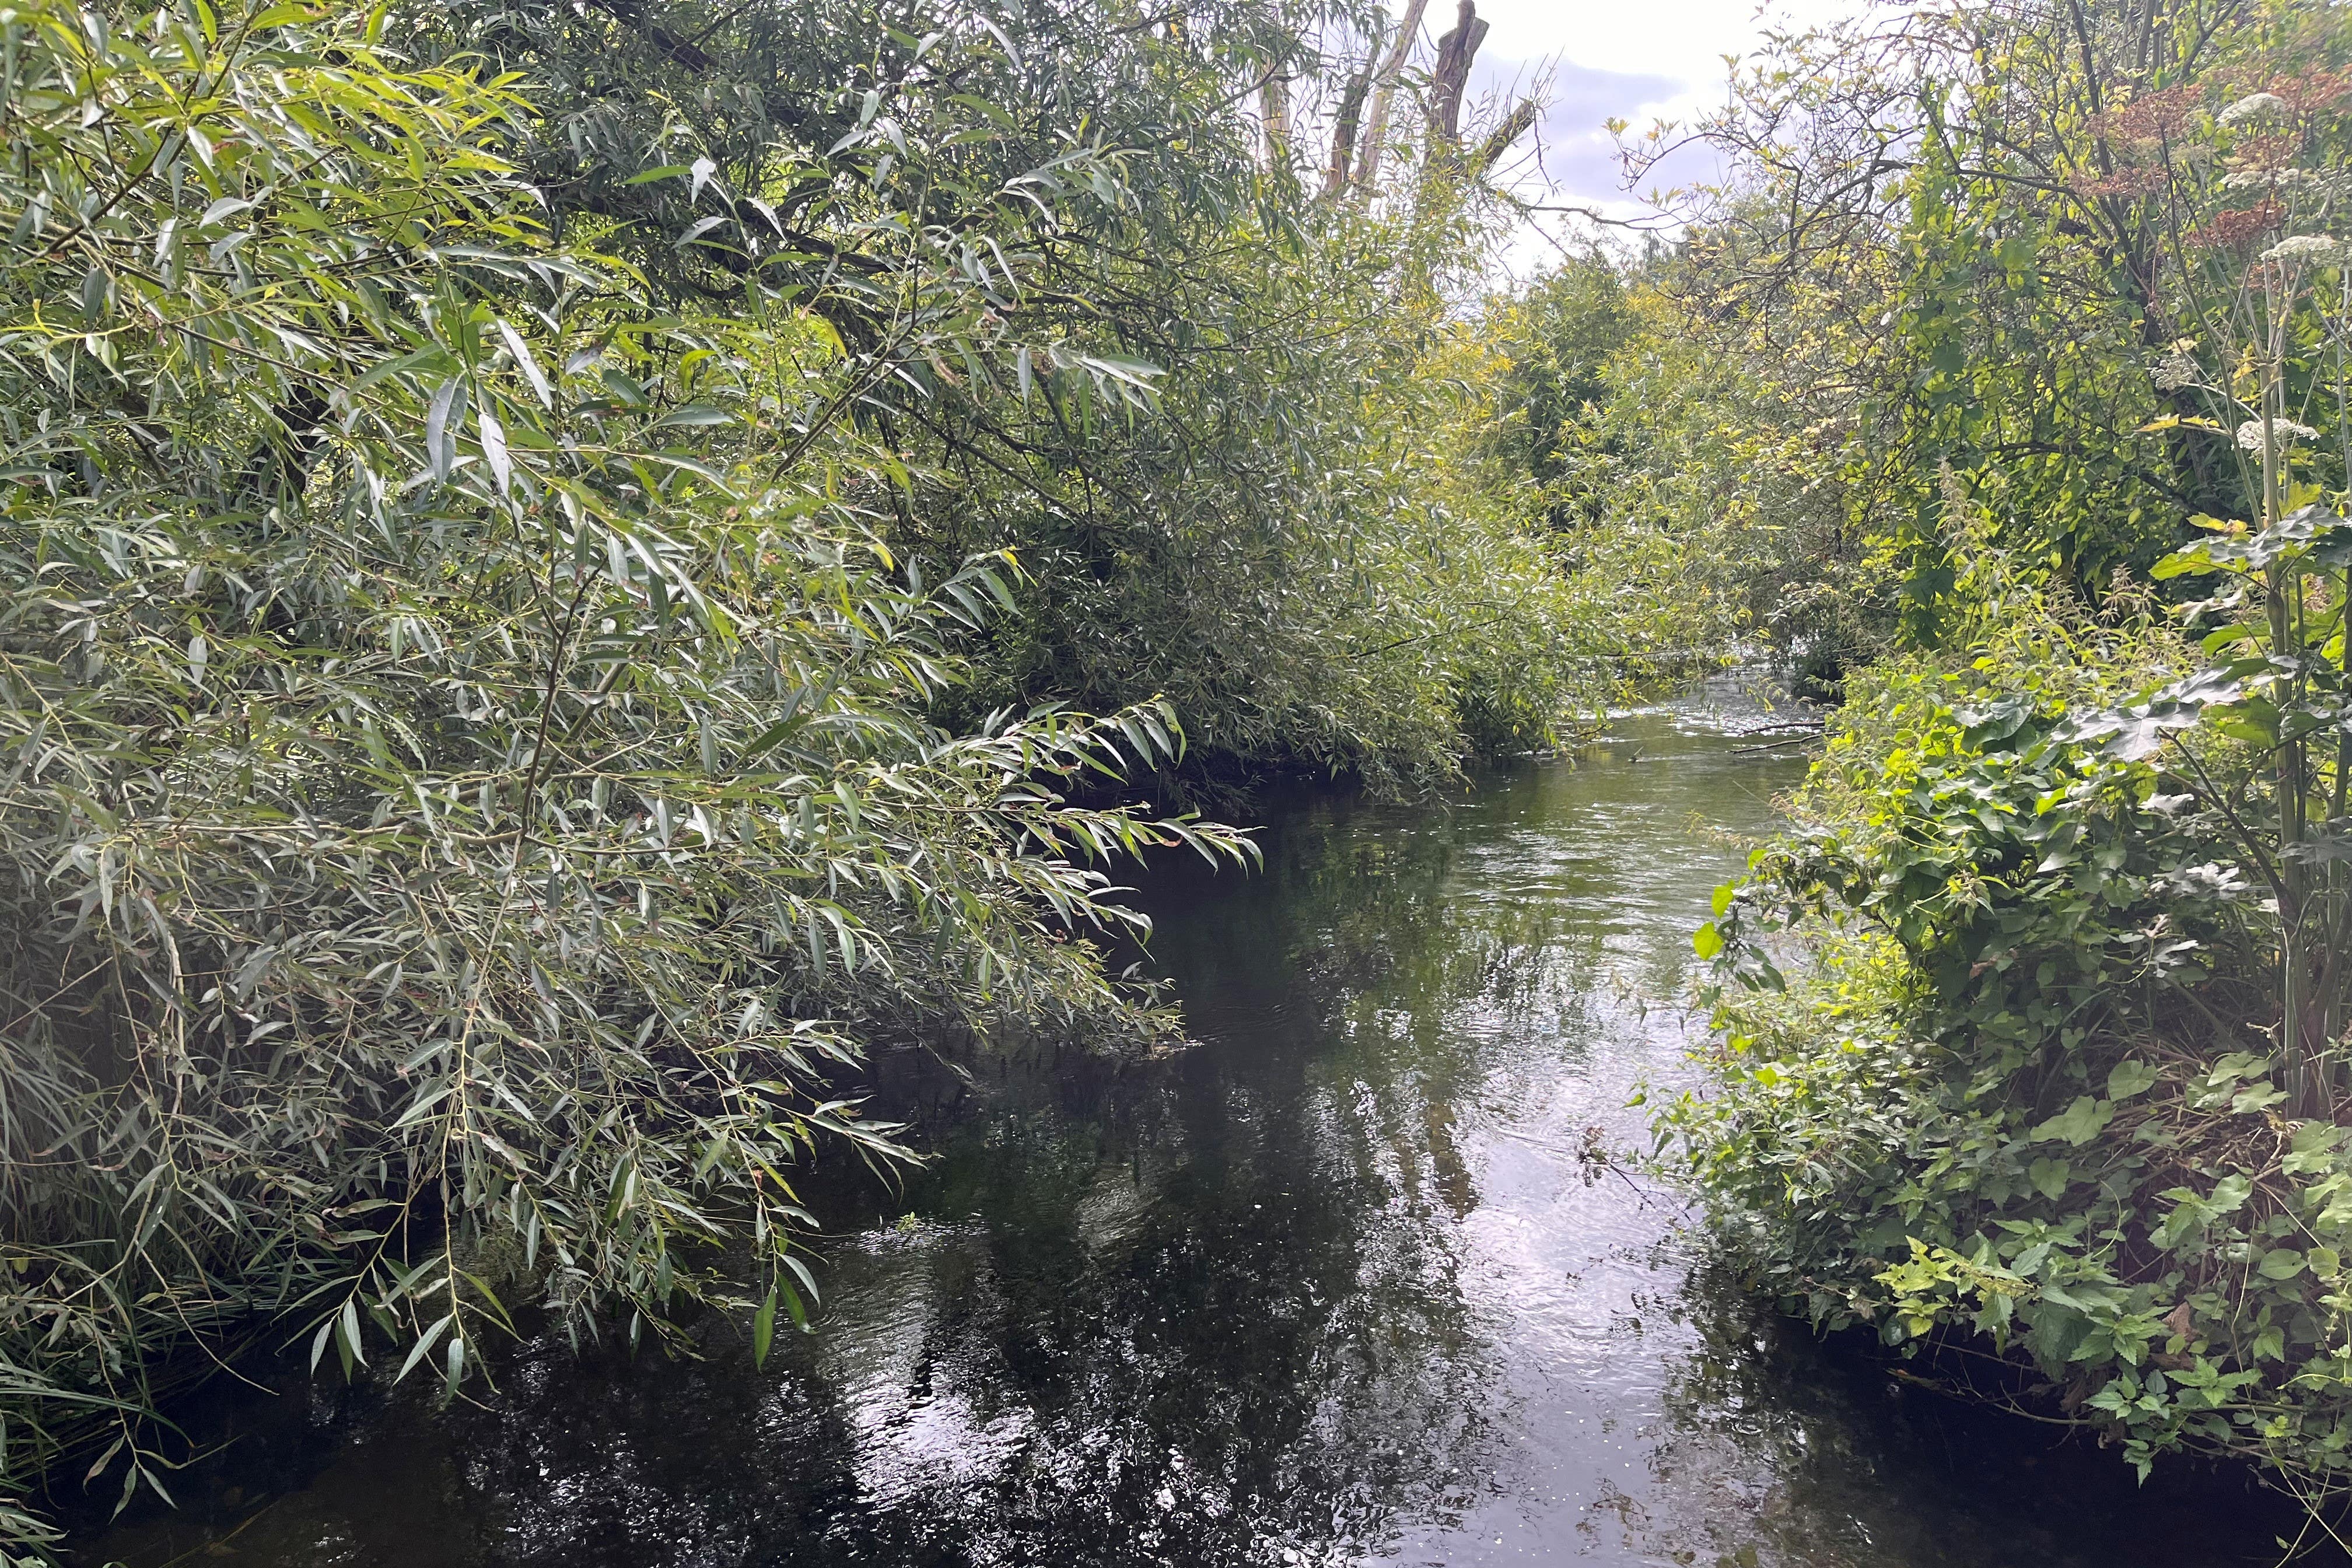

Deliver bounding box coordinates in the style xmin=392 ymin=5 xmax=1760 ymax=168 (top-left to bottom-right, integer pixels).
xmin=1382 ymin=0 xmax=1866 ymax=270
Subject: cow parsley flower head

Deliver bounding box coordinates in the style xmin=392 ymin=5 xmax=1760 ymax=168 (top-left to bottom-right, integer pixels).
xmin=2219 ymin=92 xmax=2290 ymax=126
xmin=2225 ymin=167 xmax=2352 ymax=195
xmin=2238 ymin=418 xmax=2321 ymax=452
xmin=2263 ymin=233 xmax=2345 ymax=265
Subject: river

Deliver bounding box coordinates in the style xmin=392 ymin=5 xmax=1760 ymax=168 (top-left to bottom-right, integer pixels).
xmin=74 ymin=683 xmax=2319 ymax=1567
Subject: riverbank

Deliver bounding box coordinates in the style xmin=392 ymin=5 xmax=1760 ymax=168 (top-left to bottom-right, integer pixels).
xmin=62 ymin=685 xmax=2328 ymax=1567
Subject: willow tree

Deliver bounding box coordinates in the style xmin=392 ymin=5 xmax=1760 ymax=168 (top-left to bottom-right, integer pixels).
xmin=414 ymin=0 xmax=1575 ymax=792
xmin=0 ymin=0 xmax=1251 ymax=1552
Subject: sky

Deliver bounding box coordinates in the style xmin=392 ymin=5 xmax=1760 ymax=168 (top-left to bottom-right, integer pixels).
xmin=1434 ymin=0 xmax=1862 ymax=268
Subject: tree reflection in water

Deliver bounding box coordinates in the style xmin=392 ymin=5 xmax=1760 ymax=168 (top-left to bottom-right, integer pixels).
xmin=74 ymin=685 xmax=2328 ymax=1568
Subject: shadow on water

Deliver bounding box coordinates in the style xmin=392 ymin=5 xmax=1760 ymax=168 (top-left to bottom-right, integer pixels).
xmin=68 ymin=679 xmax=2337 ymax=1567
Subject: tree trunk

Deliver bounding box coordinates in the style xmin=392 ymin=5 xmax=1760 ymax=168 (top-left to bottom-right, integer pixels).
xmin=1262 ymin=70 xmax=1292 ymax=172
xmin=1429 ymin=1 xmax=1489 ymax=145
xmin=1322 ymin=66 xmax=1373 ymax=198
xmin=1354 ymin=0 xmax=1432 ymax=194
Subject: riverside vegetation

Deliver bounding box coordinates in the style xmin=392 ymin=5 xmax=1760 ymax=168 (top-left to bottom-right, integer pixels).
xmin=15 ymin=0 xmax=2352 ymax=1555
xmin=1630 ymin=0 xmax=2352 ymax=1545
xmin=0 ymin=0 xmax=1730 ymax=1554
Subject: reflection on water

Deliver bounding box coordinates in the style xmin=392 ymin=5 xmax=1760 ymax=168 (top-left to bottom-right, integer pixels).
xmin=72 ymin=683 xmax=2325 ymax=1567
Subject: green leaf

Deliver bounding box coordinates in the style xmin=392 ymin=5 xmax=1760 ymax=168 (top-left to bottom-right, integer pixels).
xmin=752 ymin=1286 xmax=778 ymax=1368
xmin=425 ymin=376 xmax=464 ymax=482
xmin=395 ymin=1314 xmax=454 ymax=1383
xmin=495 ymin=318 xmax=552 ymax=407
xmin=650 ymin=405 xmax=735 ymax=430
xmin=2028 ymin=1157 xmax=2071 ymax=1200
xmin=2031 ymin=1096 xmax=2113 ymax=1147
xmin=2258 ymin=1247 xmax=2308 ymax=1282
xmin=480 ymin=407 xmax=511 ymax=495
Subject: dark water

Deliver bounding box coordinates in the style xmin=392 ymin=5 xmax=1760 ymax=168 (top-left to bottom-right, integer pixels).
xmin=72 ymin=686 xmax=2324 ymax=1568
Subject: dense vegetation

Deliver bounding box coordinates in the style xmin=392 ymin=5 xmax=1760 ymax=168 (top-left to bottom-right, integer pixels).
xmin=20 ymin=0 xmax=2352 ymax=1547
xmin=0 ymin=0 xmax=1670 ymax=1553
xmin=1606 ymin=0 xmax=2352 ymax=1537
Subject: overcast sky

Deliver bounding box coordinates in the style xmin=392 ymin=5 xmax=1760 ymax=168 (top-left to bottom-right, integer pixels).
xmin=1433 ymin=0 xmax=1860 ymax=268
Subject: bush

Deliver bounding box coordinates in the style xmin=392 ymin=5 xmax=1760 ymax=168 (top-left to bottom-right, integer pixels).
xmin=0 ymin=1 xmax=1250 ymax=1551
xmin=1664 ymin=542 xmax=2352 ymax=1505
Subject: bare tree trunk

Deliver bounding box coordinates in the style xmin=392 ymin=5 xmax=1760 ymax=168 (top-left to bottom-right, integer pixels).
xmin=1354 ymin=0 xmax=1432 ymax=194
xmin=1429 ymin=1 xmax=1488 ymax=144
xmin=1321 ymin=66 xmax=1373 ymax=197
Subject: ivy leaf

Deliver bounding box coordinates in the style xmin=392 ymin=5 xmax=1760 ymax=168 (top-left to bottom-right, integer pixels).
xmin=2028 ymin=1157 xmax=2071 ymax=1200
xmin=1952 ymin=696 xmax=2035 ymax=748
xmin=2285 ymin=1122 xmax=2344 ymax=1174
xmin=2230 ymin=1082 xmax=2287 ymax=1115
xmin=2106 ymin=1060 xmax=2160 ymax=1099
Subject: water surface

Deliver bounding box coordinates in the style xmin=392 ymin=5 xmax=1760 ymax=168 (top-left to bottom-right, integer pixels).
xmin=75 ymin=686 xmax=2320 ymax=1567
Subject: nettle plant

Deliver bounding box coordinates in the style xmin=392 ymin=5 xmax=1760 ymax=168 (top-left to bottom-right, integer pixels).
xmin=1670 ymin=506 xmax=2352 ymax=1499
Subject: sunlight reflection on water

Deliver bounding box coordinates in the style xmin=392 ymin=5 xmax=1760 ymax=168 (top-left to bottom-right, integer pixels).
xmin=74 ymin=677 xmax=2323 ymax=1568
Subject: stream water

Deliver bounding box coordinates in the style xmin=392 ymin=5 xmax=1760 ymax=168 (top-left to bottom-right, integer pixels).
xmin=73 ymin=684 xmax=2323 ymax=1567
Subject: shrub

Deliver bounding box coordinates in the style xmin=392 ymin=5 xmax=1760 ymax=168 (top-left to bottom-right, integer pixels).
xmin=0 ymin=1 xmax=1247 ymax=1551
xmin=1665 ymin=544 xmax=2352 ymax=1503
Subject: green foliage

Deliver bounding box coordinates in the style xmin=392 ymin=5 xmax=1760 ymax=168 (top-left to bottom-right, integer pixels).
xmin=1483 ymin=253 xmax=1637 ymax=527
xmin=1509 ymin=0 xmax=2352 ymax=1528
xmin=411 ymin=0 xmax=1605 ymax=790
xmin=0 ymin=0 xmax=1268 ymax=1551
xmin=0 ymin=0 xmax=1620 ymax=1548
xmin=1608 ymin=0 xmax=2352 ymax=657
xmin=1664 ymin=531 xmax=2352 ymax=1501
xmin=1866 ymin=114 xmax=2174 ymax=638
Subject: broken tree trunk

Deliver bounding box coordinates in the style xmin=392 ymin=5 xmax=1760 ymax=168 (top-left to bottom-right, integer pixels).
xmin=1469 ymin=99 xmax=1539 ymax=175
xmin=1429 ymin=1 xmax=1489 ymax=144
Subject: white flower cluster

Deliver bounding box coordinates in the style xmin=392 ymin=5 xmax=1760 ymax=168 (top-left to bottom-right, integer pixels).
xmin=2263 ymin=233 xmax=2348 ymax=265
xmin=2151 ymin=352 xmax=2202 ymax=390
xmin=2219 ymin=91 xmax=2290 ymax=126
xmin=2220 ymin=166 xmax=2352 ymax=195
xmin=2237 ymin=417 xmax=2322 ymax=451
